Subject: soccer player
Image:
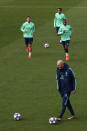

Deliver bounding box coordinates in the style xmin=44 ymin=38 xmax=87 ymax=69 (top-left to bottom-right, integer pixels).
xmin=56 ymin=60 xmax=77 ymax=121
xmin=21 ymin=16 xmax=35 ymax=58
xmin=58 ymin=19 xmax=72 ymax=61
xmin=54 ymin=8 xmax=66 ymax=43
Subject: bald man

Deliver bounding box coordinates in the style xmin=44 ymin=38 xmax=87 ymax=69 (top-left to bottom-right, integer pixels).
xmin=56 ymin=60 xmax=77 ymax=120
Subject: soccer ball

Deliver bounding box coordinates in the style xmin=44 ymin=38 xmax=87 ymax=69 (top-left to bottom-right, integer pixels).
xmin=44 ymin=43 xmax=49 ymax=48
xmin=13 ymin=113 xmax=21 ymax=120
xmin=49 ymin=117 xmax=57 ymax=124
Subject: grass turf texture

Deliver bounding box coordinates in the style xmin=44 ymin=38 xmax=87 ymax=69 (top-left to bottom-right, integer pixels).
xmin=0 ymin=0 xmax=87 ymax=130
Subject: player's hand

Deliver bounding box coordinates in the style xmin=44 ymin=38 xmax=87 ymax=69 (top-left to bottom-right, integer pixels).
xmin=73 ymin=90 xmax=76 ymax=94
xmin=33 ymin=33 xmax=35 ymax=36
xmin=24 ymin=31 xmax=27 ymax=33
xmin=56 ymin=33 xmax=58 ymax=36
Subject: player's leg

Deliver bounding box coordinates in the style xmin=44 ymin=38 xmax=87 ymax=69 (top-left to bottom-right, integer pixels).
xmin=56 ymin=27 xmax=62 ymax=45
xmin=67 ymin=99 xmax=75 ymax=116
xmin=59 ymin=35 xmax=62 ymax=44
xmin=28 ymin=38 xmax=33 ymax=58
xmin=57 ymin=93 xmax=68 ymax=120
xmin=65 ymin=45 xmax=69 ymax=61
xmin=28 ymin=44 xmax=32 ymax=58
xmin=56 ymin=27 xmax=59 ymax=36
xmin=24 ymin=38 xmax=29 ymax=52
xmin=62 ymin=41 xmax=69 ymax=61
xmin=67 ymin=99 xmax=76 ymax=120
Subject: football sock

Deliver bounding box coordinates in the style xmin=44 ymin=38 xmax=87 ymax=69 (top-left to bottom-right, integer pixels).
xmin=29 ymin=52 xmax=31 ymax=56
xmin=60 ymin=40 xmax=62 ymax=44
xmin=26 ymin=48 xmax=29 ymax=52
xmin=66 ymin=53 xmax=69 ymax=56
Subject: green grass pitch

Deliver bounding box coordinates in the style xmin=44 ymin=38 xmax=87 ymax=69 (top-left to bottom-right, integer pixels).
xmin=0 ymin=0 xmax=87 ymax=130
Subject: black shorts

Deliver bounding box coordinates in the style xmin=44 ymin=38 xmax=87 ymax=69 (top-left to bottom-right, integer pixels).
xmin=56 ymin=27 xmax=60 ymax=33
xmin=62 ymin=40 xmax=70 ymax=47
xmin=24 ymin=38 xmax=33 ymax=45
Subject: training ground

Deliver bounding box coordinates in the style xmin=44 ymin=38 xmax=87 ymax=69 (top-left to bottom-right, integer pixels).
xmin=0 ymin=0 xmax=87 ymax=131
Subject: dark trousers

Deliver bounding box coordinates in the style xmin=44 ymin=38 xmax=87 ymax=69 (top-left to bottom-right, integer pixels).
xmin=58 ymin=92 xmax=75 ymax=118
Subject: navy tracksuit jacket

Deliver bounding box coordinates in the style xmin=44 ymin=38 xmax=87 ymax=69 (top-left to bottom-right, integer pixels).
xmin=56 ymin=63 xmax=76 ymax=118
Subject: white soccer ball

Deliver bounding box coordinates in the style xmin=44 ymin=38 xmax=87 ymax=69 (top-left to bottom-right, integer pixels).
xmin=49 ymin=117 xmax=56 ymax=124
xmin=44 ymin=43 xmax=49 ymax=48
xmin=13 ymin=113 xmax=21 ymax=120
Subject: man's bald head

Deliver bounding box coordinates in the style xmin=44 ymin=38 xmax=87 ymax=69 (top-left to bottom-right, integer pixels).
xmin=57 ymin=60 xmax=64 ymax=69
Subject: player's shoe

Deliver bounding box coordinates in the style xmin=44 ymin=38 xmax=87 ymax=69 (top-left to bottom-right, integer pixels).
xmin=28 ymin=55 xmax=31 ymax=59
xmin=56 ymin=118 xmax=61 ymax=121
xmin=66 ymin=56 xmax=69 ymax=61
xmin=67 ymin=116 xmax=76 ymax=120
xmin=26 ymin=48 xmax=29 ymax=52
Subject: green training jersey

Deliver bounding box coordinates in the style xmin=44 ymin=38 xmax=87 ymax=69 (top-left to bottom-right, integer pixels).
xmin=21 ymin=21 xmax=35 ymax=38
xmin=54 ymin=13 xmax=66 ymax=27
xmin=58 ymin=24 xmax=72 ymax=41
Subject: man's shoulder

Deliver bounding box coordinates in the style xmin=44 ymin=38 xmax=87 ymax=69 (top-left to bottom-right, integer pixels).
xmin=30 ymin=22 xmax=35 ymax=26
xmin=56 ymin=68 xmax=60 ymax=73
xmin=24 ymin=22 xmax=28 ymax=24
xmin=55 ymin=12 xmax=59 ymax=16
xmin=64 ymin=63 xmax=69 ymax=70
xmin=22 ymin=22 xmax=28 ymax=26
xmin=59 ymin=13 xmax=65 ymax=17
xmin=67 ymin=68 xmax=73 ymax=74
xmin=61 ymin=13 xmax=65 ymax=15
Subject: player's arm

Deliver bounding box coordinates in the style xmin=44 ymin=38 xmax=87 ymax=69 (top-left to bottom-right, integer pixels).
xmin=33 ymin=24 xmax=35 ymax=33
xmin=69 ymin=26 xmax=72 ymax=36
xmin=69 ymin=68 xmax=77 ymax=93
xmin=21 ymin=23 xmax=27 ymax=33
xmin=32 ymin=24 xmax=35 ymax=36
xmin=54 ymin=14 xmax=56 ymax=28
xmin=58 ymin=27 xmax=63 ymax=35
xmin=56 ymin=70 xmax=61 ymax=90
